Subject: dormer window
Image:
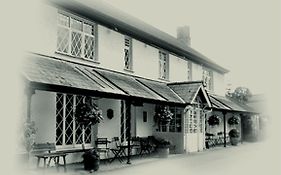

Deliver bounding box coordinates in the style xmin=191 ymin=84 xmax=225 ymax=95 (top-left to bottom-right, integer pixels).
xmin=57 ymin=12 xmax=97 ymax=61
xmin=124 ymin=36 xmax=133 ymax=71
xmin=159 ymin=51 xmax=169 ymax=80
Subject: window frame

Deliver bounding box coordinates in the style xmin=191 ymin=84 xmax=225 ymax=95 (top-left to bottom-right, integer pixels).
xmin=187 ymin=61 xmax=192 ymax=81
xmin=55 ymin=93 xmax=93 ymax=150
xmin=158 ymin=107 xmax=182 ymax=133
xmin=202 ymin=67 xmax=214 ymax=91
xmin=124 ymin=36 xmax=133 ymax=71
xmin=159 ymin=50 xmax=169 ymax=80
xmin=56 ymin=11 xmax=98 ymax=63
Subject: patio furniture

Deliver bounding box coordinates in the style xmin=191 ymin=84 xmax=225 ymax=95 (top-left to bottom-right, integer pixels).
xmin=139 ymin=137 xmax=155 ymax=156
xmin=33 ymin=143 xmax=67 ymax=172
xmin=216 ymin=132 xmax=224 ymax=145
xmin=110 ymin=137 xmax=127 ymax=163
xmin=205 ymin=133 xmax=216 ymax=148
xmin=95 ymin=138 xmax=111 ymax=160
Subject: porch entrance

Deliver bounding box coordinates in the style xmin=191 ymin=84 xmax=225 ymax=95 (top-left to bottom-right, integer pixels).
xmin=184 ymin=107 xmax=205 ymax=152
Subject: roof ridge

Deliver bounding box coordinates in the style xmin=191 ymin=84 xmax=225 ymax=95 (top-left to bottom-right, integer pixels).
xmin=168 ymin=80 xmax=204 ymax=85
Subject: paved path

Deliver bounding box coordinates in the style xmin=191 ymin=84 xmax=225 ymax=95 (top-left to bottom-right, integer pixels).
xmin=20 ymin=141 xmax=280 ymax=175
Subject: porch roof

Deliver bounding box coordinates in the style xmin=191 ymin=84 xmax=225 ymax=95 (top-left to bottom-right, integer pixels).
xmin=22 ymin=54 xmax=185 ymax=105
xmin=135 ymin=78 xmax=185 ymax=104
xmin=209 ymin=94 xmax=256 ymax=113
xmin=167 ymin=81 xmax=204 ymax=104
xmin=93 ymin=68 xmax=171 ymax=102
xmin=22 ymin=55 xmax=127 ymax=96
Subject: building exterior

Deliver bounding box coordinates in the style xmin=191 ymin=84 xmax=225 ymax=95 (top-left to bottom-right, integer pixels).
xmin=21 ymin=0 xmax=257 ymax=165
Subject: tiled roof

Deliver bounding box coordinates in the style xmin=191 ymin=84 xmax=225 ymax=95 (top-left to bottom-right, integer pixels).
xmin=50 ymin=0 xmax=229 ymax=73
xmin=136 ymin=78 xmax=184 ymax=104
xmin=209 ymin=94 xmax=256 ymax=113
xmin=92 ymin=69 xmax=167 ymax=102
xmin=167 ymin=81 xmax=203 ymax=104
xmin=22 ymin=55 xmax=126 ymax=95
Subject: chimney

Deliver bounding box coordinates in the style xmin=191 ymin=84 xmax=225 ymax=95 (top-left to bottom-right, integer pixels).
xmin=177 ymin=26 xmax=191 ymax=46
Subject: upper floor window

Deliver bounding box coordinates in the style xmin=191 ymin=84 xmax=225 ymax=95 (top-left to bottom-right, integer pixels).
xmin=159 ymin=51 xmax=169 ymax=80
xmin=57 ymin=12 xmax=97 ymax=61
xmin=124 ymin=36 xmax=133 ymax=71
xmin=187 ymin=61 xmax=192 ymax=81
xmin=202 ymin=67 xmax=213 ymax=91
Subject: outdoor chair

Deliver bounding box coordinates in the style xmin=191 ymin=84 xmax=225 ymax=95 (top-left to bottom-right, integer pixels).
xmin=95 ymin=138 xmax=110 ymax=160
xmin=109 ymin=137 xmax=127 ymax=163
xmin=139 ymin=137 xmax=154 ymax=156
xmin=216 ymin=132 xmax=224 ymax=145
xmin=205 ymin=133 xmax=216 ymax=148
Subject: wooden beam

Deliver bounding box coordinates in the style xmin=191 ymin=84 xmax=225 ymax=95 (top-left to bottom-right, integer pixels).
xmin=126 ymin=100 xmax=132 ymax=164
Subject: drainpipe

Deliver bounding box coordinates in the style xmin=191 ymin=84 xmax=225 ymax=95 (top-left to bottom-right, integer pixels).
xmin=126 ymin=100 xmax=132 ymax=164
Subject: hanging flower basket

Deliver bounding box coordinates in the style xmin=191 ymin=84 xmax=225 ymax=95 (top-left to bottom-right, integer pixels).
xmin=228 ymin=116 xmax=240 ymax=125
xmin=208 ymin=115 xmax=220 ymax=126
xmin=75 ymin=97 xmax=103 ymax=126
xmin=154 ymin=105 xmax=173 ymax=126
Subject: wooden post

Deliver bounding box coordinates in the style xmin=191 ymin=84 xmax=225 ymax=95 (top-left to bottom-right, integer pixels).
xmin=239 ymin=113 xmax=243 ymax=144
xmin=126 ymin=100 xmax=132 ymax=164
xmin=223 ymin=111 xmax=227 ymax=147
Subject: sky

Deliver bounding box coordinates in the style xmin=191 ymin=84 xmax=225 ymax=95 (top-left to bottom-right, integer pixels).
xmin=105 ymin=0 xmax=280 ymax=94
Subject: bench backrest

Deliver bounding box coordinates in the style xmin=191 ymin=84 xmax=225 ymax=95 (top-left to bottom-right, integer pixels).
xmin=33 ymin=143 xmax=56 ymax=153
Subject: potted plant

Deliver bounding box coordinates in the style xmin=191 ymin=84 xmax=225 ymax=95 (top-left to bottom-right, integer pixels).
xmin=156 ymin=139 xmax=171 ymax=158
xmin=228 ymin=116 xmax=240 ymax=125
xmin=229 ymin=129 xmax=240 ymax=146
xmin=75 ymin=96 xmax=103 ymax=171
xmin=208 ymin=115 xmax=220 ymax=126
xmin=154 ymin=105 xmax=173 ymax=130
xmin=82 ymin=149 xmax=100 ymax=171
xmin=22 ymin=121 xmax=37 ymax=160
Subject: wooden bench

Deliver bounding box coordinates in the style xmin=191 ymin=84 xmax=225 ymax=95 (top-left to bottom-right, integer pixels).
xmin=33 ymin=143 xmax=67 ymax=171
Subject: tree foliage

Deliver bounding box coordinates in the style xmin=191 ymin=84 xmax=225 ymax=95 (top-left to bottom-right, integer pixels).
xmin=226 ymin=86 xmax=252 ymax=104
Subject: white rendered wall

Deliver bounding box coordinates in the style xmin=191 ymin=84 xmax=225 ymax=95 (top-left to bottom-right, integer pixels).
xmin=31 ymin=90 xmax=56 ymax=144
xmin=134 ymin=103 xmax=155 ymax=137
xmin=169 ymin=54 xmax=188 ymax=82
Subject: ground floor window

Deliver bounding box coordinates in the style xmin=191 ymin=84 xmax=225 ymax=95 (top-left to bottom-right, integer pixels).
xmin=159 ymin=107 xmax=182 ymax=133
xmin=56 ymin=93 xmax=92 ymax=147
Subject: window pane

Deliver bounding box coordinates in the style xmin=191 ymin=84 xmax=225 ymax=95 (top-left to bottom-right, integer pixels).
xmin=65 ymin=95 xmax=74 ymax=145
xmin=84 ymin=35 xmax=95 ymax=60
xmin=71 ymin=18 xmax=82 ymax=31
xmin=84 ymin=23 xmax=93 ymax=35
xmin=75 ymin=95 xmax=84 ymax=145
xmin=58 ymin=13 xmax=69 ymax=27
xmin=57 ymin=27 xmax=69 ymax=53
xmin=56 ymin=93 xmax=64 ymax=145
xmin=71 ymin=31 xmax=82 ymax=57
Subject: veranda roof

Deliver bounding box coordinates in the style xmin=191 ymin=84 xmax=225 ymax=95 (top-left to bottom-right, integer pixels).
xmin=94 ymin=69 xmax=184 ymax=103
xmin=209 ymin=94 xmax=256 ymax=113
xmin=22 ymin=54 xmax=126 ymax=97
xmin=136 ymin=78 xmax=185 ymax=104
xmin=22 ymin=54 xmax=185 ymax=105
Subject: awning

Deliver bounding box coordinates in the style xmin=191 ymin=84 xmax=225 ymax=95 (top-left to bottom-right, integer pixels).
xmin=22 ymin=54 xmax=185 ymax=105
xmin=209 ymin=94 xmax=256 ymax=113
xmin=91 ymin=68 xmax=186 ymax=105
xmin=136 ymin=78 xmax=185 ymax=104
xmin=22 ymin=54 xmax=126 ymax=97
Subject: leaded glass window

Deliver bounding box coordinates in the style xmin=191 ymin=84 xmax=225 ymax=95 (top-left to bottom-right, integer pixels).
xmin=57 ymin=12 xmax=97 ymax=61
xmin=202 ymin=68 xmax=213 ymax=91
xmin=159 ymin=51 xmax=169 ymax=79
xmin=55 ymin=93 xmax=92 ymax=147
xmin=124 ymin=36 xmax=132 ymax=70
